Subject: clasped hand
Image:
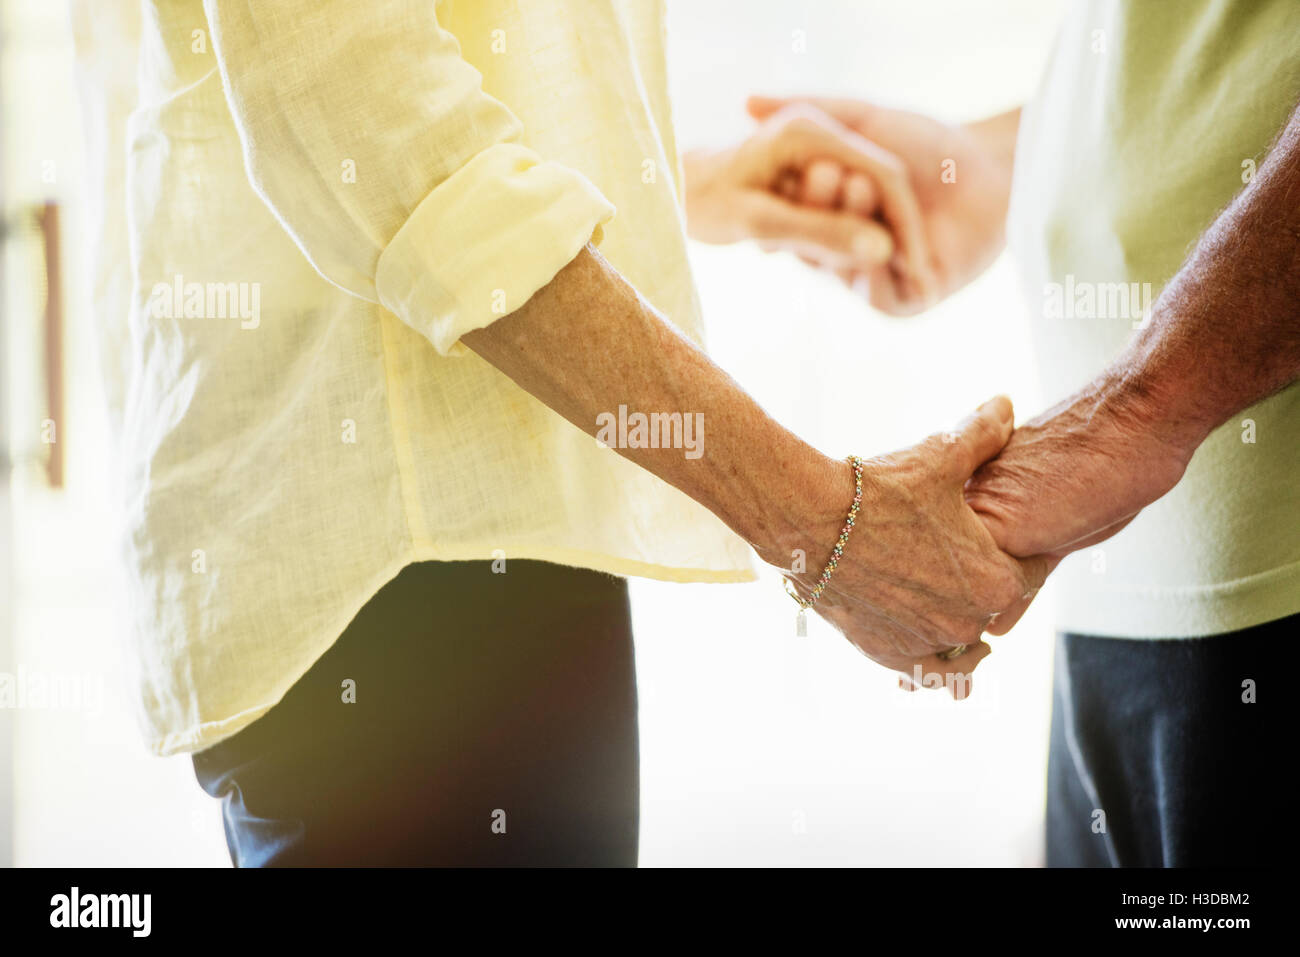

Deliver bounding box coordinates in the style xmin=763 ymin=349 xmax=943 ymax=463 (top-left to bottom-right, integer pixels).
xmin=762 ymin=396 xmax=1051 ymax=696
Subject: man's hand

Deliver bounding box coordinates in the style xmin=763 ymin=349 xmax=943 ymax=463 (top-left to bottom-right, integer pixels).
xmin=964 ymin=374 xmax=1196 ymax=563
xmin=747 ymin=96 xmax=1020 ymax=315
xmin=683 ymin=103 xmax=938 ymax=300
xmin=762 ymin=396 xmax=1053 ymax=693
xmin=958 ymin=376 xmax=1197 ymax=636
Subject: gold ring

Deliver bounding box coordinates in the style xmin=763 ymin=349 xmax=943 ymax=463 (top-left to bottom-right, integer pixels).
xmin=936 ymin=644 xmax=969 ymax=661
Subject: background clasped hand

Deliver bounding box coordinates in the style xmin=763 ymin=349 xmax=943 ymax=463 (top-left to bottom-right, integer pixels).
xmin=759 ymin=396 xmax=1053 ymax=697
xmin=683 ymin=102 xmax=939 ymax=302
xmin=742 ymin=95 xmax=1018 ymax=315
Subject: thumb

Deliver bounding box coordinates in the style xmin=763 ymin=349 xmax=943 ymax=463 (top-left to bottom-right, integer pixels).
xmin=746 ymin=192 xmax=894 ymax=269
xmin=747 ymin=95 xmax=793 ymax=120
xmin=945 ymin=395 xmax=1015 ymax=481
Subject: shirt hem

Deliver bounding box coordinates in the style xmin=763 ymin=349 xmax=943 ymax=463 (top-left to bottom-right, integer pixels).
xmin=148 ymin=544 xmax=756 ymax=757
xmin=1052 ymin=556 xmax=1300 ymax=639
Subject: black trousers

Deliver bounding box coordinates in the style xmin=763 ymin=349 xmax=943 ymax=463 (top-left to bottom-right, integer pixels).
xmin=192 ymin=560 xmax=640 ymax=866
xmin=1046 ymin=613 xmax=1290 ymax=867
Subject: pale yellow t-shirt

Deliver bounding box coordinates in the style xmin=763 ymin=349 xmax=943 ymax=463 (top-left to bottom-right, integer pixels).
xmin=94 ymin=0 xmax=755 ymax=756
xmin=1008 ymin=0 xmax=1300 ymax=638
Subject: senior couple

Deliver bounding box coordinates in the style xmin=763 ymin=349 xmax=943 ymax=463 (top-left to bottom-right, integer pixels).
xmin=100 ymin=0 xmax=1296 ymax=866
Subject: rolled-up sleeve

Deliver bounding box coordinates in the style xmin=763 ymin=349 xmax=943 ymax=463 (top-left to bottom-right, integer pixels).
xmin=203 ymin=0 xmax=616 ymax=355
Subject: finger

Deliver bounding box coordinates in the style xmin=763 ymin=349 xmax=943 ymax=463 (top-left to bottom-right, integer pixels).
xmin=862 ymin=260 xmax=932 ymax=317
xmin=744 ymin=191 xmax=895 ymax=270
xmin=1015 ymin=553 xmax=1057 ymax=594
xmin=747 ymin=94 xmax=795 ymax=120
xmin=986 ymin=569 xmax=1048 ymax=635
xmin=847 ymin=263 xmax=926 ymax=315
xmin=944 ymin=395 xmax=1015 ymax=480
xmin=841 ymin=172 xmax=879 ymax=216
xmin=890 ymin=250 xmax=940 ymax=310
xmin=987 ymin=589 xmax=1041 ymax=636
xmin=774 ymin=168 xmax=802 ymax=199
xmin=985 ymin=595 xmax=1030 ymax=636
xmin=983 ymin=553 xmax=1058 ymax=635
xmin=864 ymin=264 xmax=905 ymax=313
xmin=898 ymin=642 xmax=993 ymax=699
xmin=800 ymin=158 xmax=846 ymax=208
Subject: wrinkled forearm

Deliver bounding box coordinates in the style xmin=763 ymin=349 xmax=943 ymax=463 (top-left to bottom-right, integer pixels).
xmin=1107 ymin=103 xmax=1300 ymax=452
xmin=462 ymin=244 xmax=849 ymax=566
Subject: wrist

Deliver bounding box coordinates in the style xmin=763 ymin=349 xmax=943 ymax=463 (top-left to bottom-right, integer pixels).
xmin=963 ymin=107 xmax=1021 ymax=177
xmin=1103 ymin=329 xmax=1218 ymax=459
xmin=746 ymin=449 xmax=860 ymax=580
xmin=957 ymin=111 xmax=1019 ymax=258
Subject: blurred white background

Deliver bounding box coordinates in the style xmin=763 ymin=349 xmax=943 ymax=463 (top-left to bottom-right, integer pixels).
xmin=2 ymin=0 xmax=1065 ymax=866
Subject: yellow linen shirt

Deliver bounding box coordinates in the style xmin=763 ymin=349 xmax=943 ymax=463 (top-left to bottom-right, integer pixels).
xmin=109 ymin=0 xmax=755 ymax=755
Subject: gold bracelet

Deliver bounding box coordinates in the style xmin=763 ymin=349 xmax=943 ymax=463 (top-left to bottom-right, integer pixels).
xmin=783 ymin=455 xmax=864 ymax=636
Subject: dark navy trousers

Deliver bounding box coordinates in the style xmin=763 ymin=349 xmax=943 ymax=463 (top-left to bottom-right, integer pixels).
xmin=1047 ymin=614 xmax=1289 ymax=867
xmin=192 ymin=560 xmax=640 ymax=866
